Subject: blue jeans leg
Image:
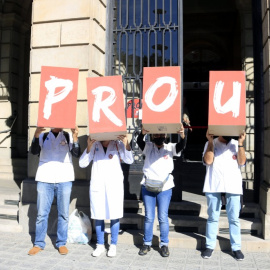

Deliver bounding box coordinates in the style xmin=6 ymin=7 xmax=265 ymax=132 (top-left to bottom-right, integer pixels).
xmin=110 ymin=219 xmax=120 ymax=245
xmin=226 ymin=193 xmax=241 ymax=251
xmin=34 ymin=182 xmax=55 ymax=249
xmin=55 ymin=182 xmax=72 ymax=248
xmin=95 ymin=220 xmax=105 ymax=245
xmin=157 ymin=188 xmax=172 ymax=246
xmin=142 ymin=186 xmax=172 ymax=246
xmin=142 ymin=186 xmax=156 ymax=246
xmin=205 ymin=193 xmax=222 ymax=249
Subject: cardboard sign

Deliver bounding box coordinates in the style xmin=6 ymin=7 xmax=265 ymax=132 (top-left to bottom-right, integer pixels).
xmin=37 ymin=66 xmax=79 ymax=128
xmin=142 ymin=66 xmax=181 ymax=133
xmin=86 ymin=75 xmax=127 ymax=141
xmin=208 ymin=71 xmax=246 ymax=136
xmin=126 ymin=99 xmax=140 ymax=118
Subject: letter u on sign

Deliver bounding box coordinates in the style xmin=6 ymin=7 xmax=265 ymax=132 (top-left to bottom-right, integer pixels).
xmin=208 ymin=71 xmax=246 ymax=136
xmin=142 ymin=66 xmax=182 ymax=134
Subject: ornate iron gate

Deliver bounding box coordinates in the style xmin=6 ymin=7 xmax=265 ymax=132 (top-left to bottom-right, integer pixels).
xmin=111 ymin=0 xmax=183 ymax=172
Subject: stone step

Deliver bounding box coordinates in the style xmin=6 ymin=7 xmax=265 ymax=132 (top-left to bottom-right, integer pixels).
xmin=0 ymin=172 xmax=27 ymax=181
xmin=21 ymin=180 xmax=260 ymax=218
xmin=0 ymin=185 xmax=20 ymax=206
xmin=0 ymin=158 xmax=27 ymax=166
xmin=118 ymin=213 xmax=262 ymax=235
xmin=0 ymin=205 xmax=18 ymax=217
xmin=167 ymin=215 xmax=262 ymax=235
xmin=240 ymin=203 xmax=260 ymax=218
xmin=110 ymin=230 xmax=270 ymax=252
xmin=0 ymin=165 xmax=27 ymax=174
xmin=0 ymin=219 xmax=23 ymax=233
xmin=19 ymin=202 xmax=262 ymax=238
xmin=123 ymin=200 xmax=260 ymax=219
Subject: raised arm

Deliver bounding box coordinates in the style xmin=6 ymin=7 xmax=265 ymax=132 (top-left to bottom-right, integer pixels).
xmin=237 ymin=131 xmax=246 ymax=166
xmin=203 ymin=129 xmax=214 ymax=165
xmin=136 ymin=126 xmax=149 ymax=151
xmin=31 ymin=127 xmax=46 ymax=155
xmin=117 ymin=135 xmax=134 ymax=164
xmin=175 ymin=123 xmax=186 ymax=154
xmin=70 ymin=126 xmax=81 ymax=158
xmin=79 ymin=136 xmax=96 ymax=168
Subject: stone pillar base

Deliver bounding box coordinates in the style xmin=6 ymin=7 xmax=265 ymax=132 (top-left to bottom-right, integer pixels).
xmin=260 ymin=181 xmax=270 ymax=239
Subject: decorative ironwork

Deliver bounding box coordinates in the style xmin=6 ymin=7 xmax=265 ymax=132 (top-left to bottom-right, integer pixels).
xmin=112 ymin=0 xmax=183 ymax=171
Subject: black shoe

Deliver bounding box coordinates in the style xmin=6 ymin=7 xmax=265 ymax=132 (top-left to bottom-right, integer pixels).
xmin=138 ymin=245 xmax=151 ymax=255
xmin=201 ymin=248 xmax=213 ymax=259
xmin=232 ymin=250 xmax=244 ymax=261
xmin=160 ymin=245 xmax=170 ymax=257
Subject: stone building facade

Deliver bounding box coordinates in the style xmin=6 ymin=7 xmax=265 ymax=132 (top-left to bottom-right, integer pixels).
xmin=0 ymin=0 xmax=270 ymax=244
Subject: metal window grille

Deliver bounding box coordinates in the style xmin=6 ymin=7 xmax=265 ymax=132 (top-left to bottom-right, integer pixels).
xmin=111 ymin=0 xmax=183 ymax=171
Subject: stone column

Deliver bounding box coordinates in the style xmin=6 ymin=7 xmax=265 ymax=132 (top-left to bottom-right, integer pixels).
xmin=236 ymin=0 xmax=255 ymax=197
xmin=0 ymin=0 xmax=32 ymax=183
xmin=28 ymin=0 xmax=107 ymax=180
xmin=0 ymin=13 xmax=31 ymax=158
xmin=260 ymin=0 xmax=270 ymax=239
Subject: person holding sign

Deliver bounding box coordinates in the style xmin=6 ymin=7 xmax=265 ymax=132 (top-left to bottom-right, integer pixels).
xmin=201 ymin=130 xmax=246 ymax=261
xmin=137 ymin=124 xmax=185 ymax=257
xmin=79 ymin=135 xmax=134 ymax=257
xmin=28 ymin=126 xmax=80 ymax=256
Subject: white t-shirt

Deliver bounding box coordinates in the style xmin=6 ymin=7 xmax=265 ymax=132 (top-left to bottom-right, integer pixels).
xmin=141 ymin=142 xmax=181 ymax=191
xmin=35 ymin=131 xmax=75 ymax=183
xmin=202 ymin=138 xmax=244 ymax=194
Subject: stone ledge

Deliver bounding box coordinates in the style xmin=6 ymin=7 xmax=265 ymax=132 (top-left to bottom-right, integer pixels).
xmin=33 ymin=0 xmax=91 ymax=23
xmin=30 ymin=46 xmax=90 ymax=73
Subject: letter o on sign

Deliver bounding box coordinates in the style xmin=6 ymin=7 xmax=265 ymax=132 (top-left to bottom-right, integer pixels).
xmin=145 ymin=76 xmax=178 ymax=112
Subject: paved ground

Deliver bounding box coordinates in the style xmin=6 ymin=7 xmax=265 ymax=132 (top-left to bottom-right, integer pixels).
xmin=0 ymin=232 xmax=270 ymax=270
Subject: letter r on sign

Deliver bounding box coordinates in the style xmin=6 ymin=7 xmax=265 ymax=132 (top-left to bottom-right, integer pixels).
xmin=92 ymin=86 xmax=123 ymax=127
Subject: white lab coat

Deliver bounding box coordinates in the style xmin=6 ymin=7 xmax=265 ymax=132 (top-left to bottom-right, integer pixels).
xmin=79 ymin=141 xmax=134 ymax=220
xmin=202 ymin=138 xmax=244 ymax=194
xmin=141 ymin=142 xmax=181 ymax=191
xmin=35 ymin=131 xmax=75 ymax=183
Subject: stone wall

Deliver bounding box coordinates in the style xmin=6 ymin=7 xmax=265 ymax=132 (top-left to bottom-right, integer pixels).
xmin=28 ymin=0 xmax=107 ymax=180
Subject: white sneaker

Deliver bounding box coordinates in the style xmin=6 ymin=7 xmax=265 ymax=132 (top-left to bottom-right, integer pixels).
xmin=92 ymin=244 xmax=105 ymax=257
xmin=107 ymin=244 xmax=117 ymax=257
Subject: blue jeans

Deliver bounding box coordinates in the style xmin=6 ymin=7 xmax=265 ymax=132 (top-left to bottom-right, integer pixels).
xmin=95 ymin=219 xmax=120 ymax=245
xmin=142 ymin=186 xmax=172 ymax=246
xmin=34 ymin=181 xmax=72 ymax=249
xmin=205 ymin=192 xmax=241 ymax=251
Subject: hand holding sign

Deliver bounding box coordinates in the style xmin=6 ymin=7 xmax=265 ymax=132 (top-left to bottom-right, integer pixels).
xmin=71 ymin=125 xmax=79 ymax=143
xmin=34 ymin=127 xmax=46 ymax=138
xmin=86 ymin=136 xmax=96 ymax=154
xmin=238 ymin=131 xmax=246 ymax=145
xmin=141 ymin=126 xmax=149 ymax=135
xmin=177 ymin=123 xmax=185 ymax=139
xmin=206 ymin=129 xmax=214 ymax=144
xmin=118 ymin=135 xmax=131 ymax=150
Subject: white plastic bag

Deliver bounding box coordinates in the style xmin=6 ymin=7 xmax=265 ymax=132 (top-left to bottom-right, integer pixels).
xmin=67 ymin=209 xmax=92 ymax=244
xmin=79 ymin=211 xmax=92 ymax=242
